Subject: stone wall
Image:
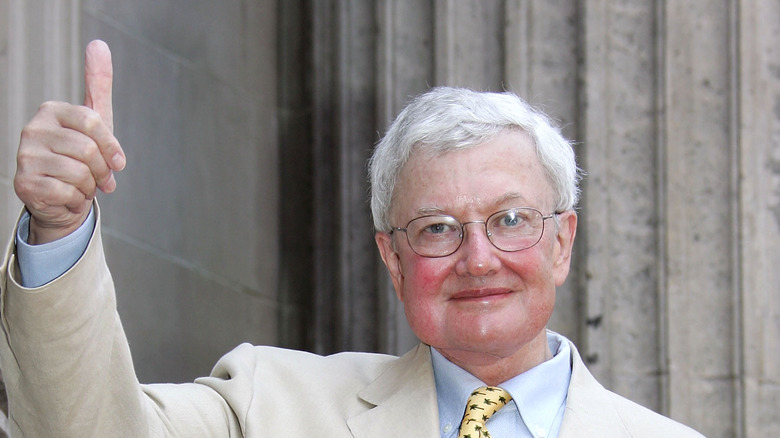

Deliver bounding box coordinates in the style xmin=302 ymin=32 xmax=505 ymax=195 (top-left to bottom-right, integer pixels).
xmin=85 ymin=0 xmax=281 ymax=384
xmin=2 ymin=1 xmax=779 ymax=437
xmin=1 ymin=0 xmax=281 ymax=387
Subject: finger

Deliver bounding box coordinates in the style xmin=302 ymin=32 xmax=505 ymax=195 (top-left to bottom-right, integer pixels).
xmin=83 ymin=40 xmax=125 ymax=171
xmin=24 ymin=102 xmax=119 ymax=192
xmin=42 ymin=103 xmax=124 ymax=183
xmin=17 ymin=143 xmax=103 ymax=202
xmin=53 ymin=113 xmax=119 ymax=192
xmin=23 ymin=175 xmax=93 ymax=245
xmin=42 ymin=149 xmax=111 ymax=198
xmin=41 ymin=177 xmax=92 ymax=215
xmin=83 ymin=40 xmax=114 ymax=132
xmin=15 ymin=171 xmax=92 ymax=220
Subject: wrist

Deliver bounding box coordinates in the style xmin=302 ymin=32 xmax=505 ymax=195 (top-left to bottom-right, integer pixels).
xmin=27 ymin=211 xmax=91 ymax=245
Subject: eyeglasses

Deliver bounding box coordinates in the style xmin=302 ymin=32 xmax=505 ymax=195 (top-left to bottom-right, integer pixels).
xmin=390 ymin=207 xmax=559 ymax=258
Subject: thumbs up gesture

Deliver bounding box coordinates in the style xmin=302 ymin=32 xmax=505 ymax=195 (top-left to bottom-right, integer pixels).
xmin=14 ymin=40 xmax=126 ymax=244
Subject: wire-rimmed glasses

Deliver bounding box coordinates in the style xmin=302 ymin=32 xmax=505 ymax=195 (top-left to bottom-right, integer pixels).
xmin=390 ymin=207 xmax=558 ymax=258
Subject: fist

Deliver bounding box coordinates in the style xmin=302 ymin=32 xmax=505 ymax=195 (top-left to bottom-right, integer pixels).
xmin=14 ymin=40 xmax=126 ymax=244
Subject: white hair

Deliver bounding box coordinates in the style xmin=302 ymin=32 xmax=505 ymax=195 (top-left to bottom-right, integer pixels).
xmin=369 ymin=87 xmax=581 ymax=232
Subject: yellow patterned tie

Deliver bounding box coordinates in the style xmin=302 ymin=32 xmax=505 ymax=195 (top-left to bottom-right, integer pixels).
xmin=457 ymin=386 xmax=512 ymax=438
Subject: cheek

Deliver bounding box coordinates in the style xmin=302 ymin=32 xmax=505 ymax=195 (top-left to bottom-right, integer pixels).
xmin=398 ymin=257 xmax=452 ymax=302
xmin=507 ymin=242 xmax=556 ymax=282
xmin=397 ymin=258 xmax=454 ymax=337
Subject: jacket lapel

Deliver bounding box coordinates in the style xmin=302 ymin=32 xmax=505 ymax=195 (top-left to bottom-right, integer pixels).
xmin=346 ymin=340 xmax=634 ymax=437
xmin=347 ymin=344 xmax=440 ymax=438
xmin=558 ymin=342 xmax=630 ymax=438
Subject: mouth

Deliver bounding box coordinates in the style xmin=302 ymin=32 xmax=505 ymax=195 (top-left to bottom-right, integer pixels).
xmin=450 ymin=288 xmax=513 ymax=302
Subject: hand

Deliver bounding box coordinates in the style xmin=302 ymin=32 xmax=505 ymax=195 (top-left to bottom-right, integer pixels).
xmin=14 ymin=40 xmax=126 ymax=244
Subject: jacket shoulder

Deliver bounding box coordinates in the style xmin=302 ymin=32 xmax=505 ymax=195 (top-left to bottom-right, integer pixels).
xmin=203 ymin=342 xmax=421 ymax=396
xmin=563 ymin=339 xmax=706 ymax=437
xmin=605 ymin=390 xmax=706 ymax=437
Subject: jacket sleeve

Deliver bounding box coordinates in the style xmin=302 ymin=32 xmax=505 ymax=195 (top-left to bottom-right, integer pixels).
xmin=0 ymin=205 xmax=242 ymax=437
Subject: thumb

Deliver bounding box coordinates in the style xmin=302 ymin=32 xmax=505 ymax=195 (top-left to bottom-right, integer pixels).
xmin=83 ymin=40 xmax=114 ymax=133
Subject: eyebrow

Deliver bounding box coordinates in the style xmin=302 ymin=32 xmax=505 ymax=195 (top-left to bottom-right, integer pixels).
xmin=412 ymin=192 xmax=533 ymax=217
xmin=413 ymin=206 xmax=448 ymax=216
xmin=495 ymin=192 xmax=530 ymax=206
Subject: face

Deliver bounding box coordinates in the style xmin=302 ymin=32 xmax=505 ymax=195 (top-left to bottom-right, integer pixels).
xmin=376 ymin=130 xmax=577 ymax=374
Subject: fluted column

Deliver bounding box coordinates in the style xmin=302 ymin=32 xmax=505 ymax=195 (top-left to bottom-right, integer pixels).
xmin=375 ymin=0 xmax=435 ymax=354
xmin=580 ymin=0 xmax=664 ymax=413
xmin=663 ymin=2 xmax=739 ymax=435
xmin=738 ymin=1 xmax=780 ymax=437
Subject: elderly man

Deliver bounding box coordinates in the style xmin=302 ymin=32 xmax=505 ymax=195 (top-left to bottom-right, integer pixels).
xmin=1 ymin=41 xmax=704 ymax=437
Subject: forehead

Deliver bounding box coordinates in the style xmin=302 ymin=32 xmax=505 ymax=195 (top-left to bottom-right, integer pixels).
xmin=392 ymin=130 xmax=554 ymax=219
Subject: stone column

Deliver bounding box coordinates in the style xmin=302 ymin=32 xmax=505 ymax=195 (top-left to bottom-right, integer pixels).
xmin=580 ymin=0 xmax=664 ymax=413
xmin=663 ymin=2 xmax=739 ymax=435
xmin=375 ymin=0 xmax=435 ymax=354
xmin=738 ymin=1 xmax=780 ymax=436
xmin=307 ymin=0 xmax=383 ymax=354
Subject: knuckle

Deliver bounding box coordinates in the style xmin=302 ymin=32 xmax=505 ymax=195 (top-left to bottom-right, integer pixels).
xmin=15 ymin=143 xmax=34 ymax=163
xmin=20 ymin=121 xmax=44 ymax=143
xmin=93 ymin=166 xmax=110 ymax=184
xmin=80 ymin=110 xmax=103 ymax=131
xmin=72 ymin=163 xmax=90 ymax=182
xmin=15 ymin=152 xmax=41 ymax=182
xmin=76 ymin=165 xmax=99 ymax=193
xmin=37 ymin=100 xmax=59 ymax=113
xmin=14 ymin=176 xmax=44 ymax=208
xmin=20 ymin=108 xmax=60 ymax=144
xmin=78 ymin=165 xmax=97 ymax=188
xmin=79 ymin=141 xmax=101 ymax=163
xmin=13 ymin=176 xmax=29 ymax=199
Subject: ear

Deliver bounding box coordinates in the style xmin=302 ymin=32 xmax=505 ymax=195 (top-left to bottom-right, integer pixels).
xmin=552 ymin=211 xmax=577 ymax=286
xmin=375 ymin=232 xmax=405 ymax=301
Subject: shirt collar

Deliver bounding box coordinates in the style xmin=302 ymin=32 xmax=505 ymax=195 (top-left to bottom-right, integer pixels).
xmin=431 ymin=331 xmax=572 ymax=437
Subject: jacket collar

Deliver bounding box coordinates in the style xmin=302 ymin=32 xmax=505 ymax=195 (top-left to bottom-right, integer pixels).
xmin=347 ymin=344 xmax=440 ymax=438
xmin=345 ymin=340 xmax=633 ymax=438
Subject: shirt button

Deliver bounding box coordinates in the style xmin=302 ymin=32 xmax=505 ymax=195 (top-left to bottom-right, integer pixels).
xmin=533 ymin=426 xmax=546 ymax=437
xmin=442 ymin=423 xmax=453 ymax=433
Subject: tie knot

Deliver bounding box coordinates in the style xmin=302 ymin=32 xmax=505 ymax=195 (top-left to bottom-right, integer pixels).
xmin=457 ymin=386 xmax=512 ymax=438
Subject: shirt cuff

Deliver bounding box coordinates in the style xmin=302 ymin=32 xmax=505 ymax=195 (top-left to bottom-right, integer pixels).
xmin=15 ymin=207 xmax=96 ymax=288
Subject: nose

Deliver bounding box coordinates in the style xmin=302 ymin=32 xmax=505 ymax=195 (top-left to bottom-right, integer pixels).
xmin=454 ymin=221 xmax=502 ymax=277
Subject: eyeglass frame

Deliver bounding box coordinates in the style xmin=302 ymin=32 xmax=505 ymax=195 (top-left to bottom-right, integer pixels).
xmin=389 ymin=207 xmax=561 ymax=258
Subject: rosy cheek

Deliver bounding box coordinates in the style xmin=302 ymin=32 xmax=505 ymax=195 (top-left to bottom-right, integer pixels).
xmin=399 ymin=260 xmax=450 ymax=345
xmin=401 ymin=257 xmax=452 ymax=301
xmin=504 ymin=246 xmax=549 ymax=278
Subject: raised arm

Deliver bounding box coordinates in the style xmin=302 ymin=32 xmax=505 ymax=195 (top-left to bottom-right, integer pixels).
xmin=1 ymin=41 xmax=243 ymax=437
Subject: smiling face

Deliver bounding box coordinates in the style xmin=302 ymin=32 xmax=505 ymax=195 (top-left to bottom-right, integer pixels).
xmin=375 ymin=130 xmax=577 ymax=383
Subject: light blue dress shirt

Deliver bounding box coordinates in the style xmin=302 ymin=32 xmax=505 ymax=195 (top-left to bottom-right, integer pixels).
xmin=15 ymin=210 xmax=571 ymax=438
xmin=431 ymin=333 xmax=571 ymax=438
xmin=16 ymin=207 xmax=95 ymax=288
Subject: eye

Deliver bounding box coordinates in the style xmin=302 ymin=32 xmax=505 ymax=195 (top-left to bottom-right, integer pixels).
xmin=424 ymin=222 xmax=457 ymax=234
xmin=409 ymin=216 xmax=461 ymax=241
xmin=489 ymin=209 xmax=535 ymax=235
xmin=498 ymin=210 xmax=525 ymax=228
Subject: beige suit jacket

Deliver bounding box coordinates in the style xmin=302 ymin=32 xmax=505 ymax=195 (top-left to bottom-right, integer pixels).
xmin=0 ymin=208 xmax=705 ymax=437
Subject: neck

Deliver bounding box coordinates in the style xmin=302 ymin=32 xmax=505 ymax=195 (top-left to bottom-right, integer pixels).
xmin=436 ymin=330 xmax=552 ymax=386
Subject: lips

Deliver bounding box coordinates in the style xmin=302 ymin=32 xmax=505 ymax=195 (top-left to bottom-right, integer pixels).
xmin=450 ymin=288 xmax=513 ymax=301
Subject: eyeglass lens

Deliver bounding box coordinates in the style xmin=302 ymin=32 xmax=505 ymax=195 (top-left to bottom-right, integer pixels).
xmin=404 ymin=208 xmax=546 ymax=257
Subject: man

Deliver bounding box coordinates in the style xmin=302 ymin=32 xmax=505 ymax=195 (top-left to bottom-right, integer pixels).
xmin=0 ymin=40 xmax=704 ymax=437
